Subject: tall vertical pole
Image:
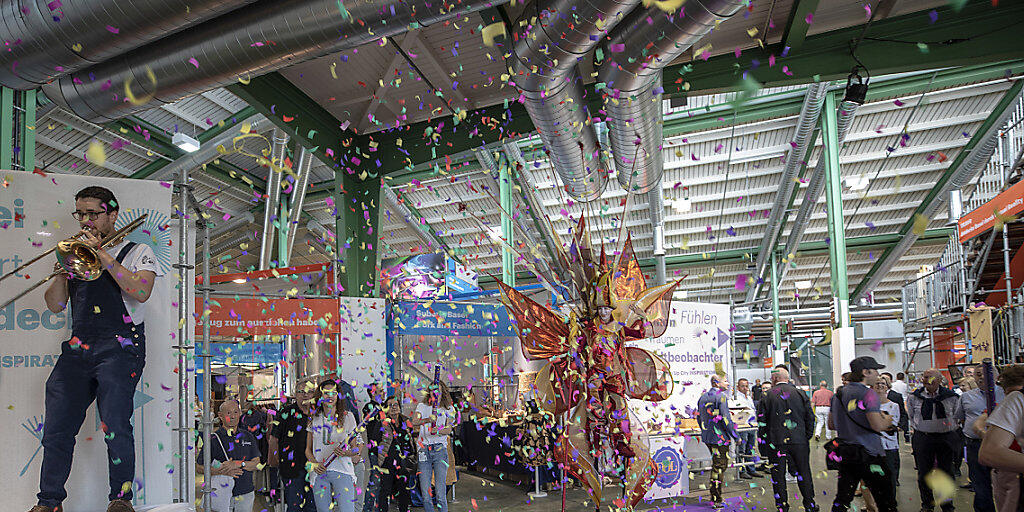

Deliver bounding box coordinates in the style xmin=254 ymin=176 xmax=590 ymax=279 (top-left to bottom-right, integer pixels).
xmin=771 ymin=251 xmax=783 ymax=363
xmin=1 ymin=87 xmax=14 ymax=169
xmin=174 ymin=170 xmax=192 ymax=502
xmin=999 ymin=131 xmax=1015 ymax=340
xmin=499 ymin=155 xmax=515 ymax=286
xmin=823 ymin=90 xmax=854 ymax=385
xmin=823 ymin=90 xmax=850 ymax=329
xmin=21 ymin=90 xmax=35 ymax=172
xmin=201 ymin=216 xmax=213 ymax=512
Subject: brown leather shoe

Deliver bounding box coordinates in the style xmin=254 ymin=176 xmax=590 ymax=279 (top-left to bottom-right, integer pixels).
xmin=29 ymin=506 xmax=62 ymax=512
xmin=106 ymin=500 xmax=134 ymax=512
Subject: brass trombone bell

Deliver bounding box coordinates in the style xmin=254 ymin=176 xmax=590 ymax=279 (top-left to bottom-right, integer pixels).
xmin=55 ymin=237 xmax=105 ymax=281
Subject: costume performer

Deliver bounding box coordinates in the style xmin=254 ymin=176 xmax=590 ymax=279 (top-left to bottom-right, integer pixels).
xmin=498 ymin=217 xmax=681 ymax=510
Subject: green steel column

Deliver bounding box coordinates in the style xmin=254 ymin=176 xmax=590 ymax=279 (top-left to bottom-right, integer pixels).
xmin=21 ymin=90 xmax=35 ymax=172
xmin=771 ymin=250 xmax=782 ymax=351
xmin=499 ymin=157 xmax=515 ymax=286
xmin=822 ymin=90 xmax=851 ymax=328
xmin=335 ymin=175 xmax=380 ymax=297
xmin=1 ymin=88 xmax=13 ymax=169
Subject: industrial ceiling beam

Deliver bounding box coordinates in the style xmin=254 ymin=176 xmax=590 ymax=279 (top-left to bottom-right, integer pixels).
xmin=779 ymin=0 xmax=821 ymax=52
xmin=851 ymin=79 xmax=1024 ymax=300
xmin=476 ymin=228 xmax=954 ymax=285
xmin=661 ymin=0 xmax=1024 ymax=97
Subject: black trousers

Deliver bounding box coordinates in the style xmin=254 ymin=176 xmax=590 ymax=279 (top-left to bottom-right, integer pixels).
xmin=379 ymin=470 xmax=412 ymax=512
xmin=831 ymin=444 xmax=896 ymax=512
xmin=912 ymin=431 xmax=957 ymax=511
xmin=767 ymin=443 xmax=817 ymax=512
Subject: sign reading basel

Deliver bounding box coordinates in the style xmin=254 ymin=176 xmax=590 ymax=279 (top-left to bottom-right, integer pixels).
xmin=196 ymin=298 xmax=342 ymax=336
xmin=958 ymin=179 xmax=1024 ymax=243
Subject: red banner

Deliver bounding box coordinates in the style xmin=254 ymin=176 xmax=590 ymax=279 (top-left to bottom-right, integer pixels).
xmin=195 ymin=298 xmax=341 ymax=337
xmin=958 ymin=180 xmax=1024 ymax=242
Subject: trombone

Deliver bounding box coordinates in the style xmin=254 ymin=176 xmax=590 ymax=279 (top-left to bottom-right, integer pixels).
xmin=0 ymin=214 xmax=149 ymax=310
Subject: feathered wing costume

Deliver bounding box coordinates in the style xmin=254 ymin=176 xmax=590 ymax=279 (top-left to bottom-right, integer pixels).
xmin=497 ymin=217 xmax=679 ymax=510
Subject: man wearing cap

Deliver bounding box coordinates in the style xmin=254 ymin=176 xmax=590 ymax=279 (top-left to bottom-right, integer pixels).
xmin=828 ymin=356 xmax=898 ymax=512
xmin=907 ymin=368 xmax=963 ymax=512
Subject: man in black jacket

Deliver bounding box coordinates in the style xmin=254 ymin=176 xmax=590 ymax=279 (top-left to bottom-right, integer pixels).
xmin=757 ymin=367 xmax=818 ymax=512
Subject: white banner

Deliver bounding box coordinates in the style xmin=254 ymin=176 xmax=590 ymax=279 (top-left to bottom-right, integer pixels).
xmin=629 ymin=301 xmax=732 ymax=426
xmin=0 ymin=171 xmax=180 ymax=510
xmin=644 ymin=435 xmax=688 ymax=500
xmin=338 ymin=297 xmax=387 ymax=404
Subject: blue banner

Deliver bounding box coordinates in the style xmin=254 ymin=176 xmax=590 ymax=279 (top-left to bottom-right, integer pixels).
xmin=391 ymin=301 xmax=515 ymax=337
xmin=209 ymin=342 xmax=283 ymax=366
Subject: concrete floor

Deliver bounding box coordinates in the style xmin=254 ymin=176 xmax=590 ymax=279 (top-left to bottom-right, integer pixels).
xmin=443 ymin=438 xmax=977 ymax=512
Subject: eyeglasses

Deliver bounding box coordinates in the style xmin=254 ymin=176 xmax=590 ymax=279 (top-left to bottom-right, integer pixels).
xmin=72 ymin=210 xmax=109 ymax=221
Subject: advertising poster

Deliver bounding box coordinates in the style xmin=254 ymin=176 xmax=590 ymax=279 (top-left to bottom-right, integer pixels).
xmin=380 ymin=252 xmax=446 ymax=299
xmin=628 ymin=302 xmax=732 ymax=426
xmin=645 ymin=436 xmax=689 ymax=499
xmin=0 ymin=171 xmax=180 ymax=510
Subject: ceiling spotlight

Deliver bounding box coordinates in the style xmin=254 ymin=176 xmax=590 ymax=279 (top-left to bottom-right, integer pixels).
xmin=843 ymin=67 xmax=869 ymax=105
xmin=172 ymin=132 xmax=200 ymax=153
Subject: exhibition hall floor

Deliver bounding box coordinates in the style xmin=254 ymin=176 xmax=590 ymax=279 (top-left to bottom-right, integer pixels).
xmin=444 ymin=439 xmax=975 ymax=512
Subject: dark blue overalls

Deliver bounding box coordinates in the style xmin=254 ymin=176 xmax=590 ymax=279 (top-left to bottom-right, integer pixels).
xmin=37 ymin=243 xmax=147 ymax=508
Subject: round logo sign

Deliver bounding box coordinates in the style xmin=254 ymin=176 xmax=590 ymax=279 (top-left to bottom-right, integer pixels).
xmin=652 ymin=445 xmax=684 ymax=489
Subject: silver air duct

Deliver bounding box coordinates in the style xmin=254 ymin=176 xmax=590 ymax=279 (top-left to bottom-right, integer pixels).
xmin=0 ymin=0 xmax=255 ymax=90
xmin=507 ymin=0 xmax=640 ymax=201
xmin=383 ymin=186 xmax=445 ymax=251
xmin=284 ymin=147 xmax=314 ymax=261
xmin=43 ymin=0 xmax=506 ymax=122
xmin=210 ymin=233 xmax=252 ymax=255
xmin=778 ymin=99 xmax=862 ymax=283
xmin=599 ymin=0 xmax=745 ymax=194
xmin=209 ymin=211 xmax=255 ymax=240
xmin=745 ymin=81 xmax=828 ymax=302
xmin=258 ymin=129 xmax=288 ymax=270
xmin=149 ymin=112 xmax=262 ymax=182
xmin=853 ymin=88 xmax=1023 ymax=299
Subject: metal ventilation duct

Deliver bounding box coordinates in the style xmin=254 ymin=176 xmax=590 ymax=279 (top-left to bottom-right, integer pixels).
xmin=284 ymin=147 xmax=315 ymax=261
xmin=209 ymin=210 xmax=255 ymax=240
xmin=745 ymin=81 xmax=828 ymax=302
xmin=648 ymin=188 xmax=666 ymax=285
xmin=507 ymin=0 xmax=640 ymax=201
xmin=259 ymin=129 xmax=289 ymax=270
xmin=778 ymin=99 xmax=862 ymax=283
xmin=0 ymin=0 xmax=255 ymax=90
xmin=598 ymin=0 xmax=745 ymax=194
xmin=42 ymin=0 xmax=506 ymax=122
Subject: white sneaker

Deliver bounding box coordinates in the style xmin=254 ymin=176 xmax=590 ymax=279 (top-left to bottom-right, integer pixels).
xmin=786 ymin=473 xmax=798 ymax=483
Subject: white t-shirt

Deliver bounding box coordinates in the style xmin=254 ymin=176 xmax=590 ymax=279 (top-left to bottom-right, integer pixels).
xmin=415 ymin=403 xmax=455 ymax=447
xmin=987 ymin=390 xmax=1024 ymax=446
xmin=309 ymin=411 xmax=358 ymax=476
xmin=879 ymin=401 xmax=900 ymax=451
xmin=103 ymin=240 xmax=160 ymax=325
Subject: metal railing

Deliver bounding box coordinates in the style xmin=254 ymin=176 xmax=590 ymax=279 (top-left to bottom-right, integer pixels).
xmin=901 ymin=240 xmax=967 ymax=329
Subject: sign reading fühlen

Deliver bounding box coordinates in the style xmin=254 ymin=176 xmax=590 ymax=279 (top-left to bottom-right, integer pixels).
xmin=958 ymin=179 xmax=1024 ymax=243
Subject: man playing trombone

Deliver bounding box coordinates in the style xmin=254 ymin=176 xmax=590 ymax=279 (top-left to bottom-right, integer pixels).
xmin=30 ymin=186 xmax=158 ymax=512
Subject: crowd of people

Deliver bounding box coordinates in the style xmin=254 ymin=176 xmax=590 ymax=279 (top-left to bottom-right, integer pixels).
xmin=698 ymin=357 xmax=1024 ymax=512
xmin=196 ymin=378 xmax=460 ymax=512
